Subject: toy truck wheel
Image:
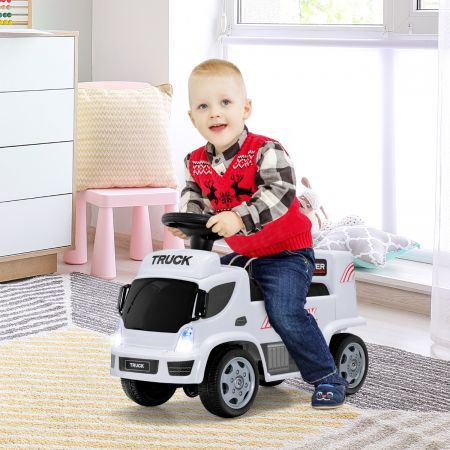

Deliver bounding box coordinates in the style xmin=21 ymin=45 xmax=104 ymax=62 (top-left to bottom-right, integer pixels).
xmin=199 ymin=348 xmax=259 ymax=418
xmin=183 ymin=385 xmax=199 ymax=398
xmin=329 ymin=333 xmax=369 ymax=395
xmin=121 ymin=379 xmax=177 ymax=406
xmin=259 ymin=379 xmax=284 ymax=387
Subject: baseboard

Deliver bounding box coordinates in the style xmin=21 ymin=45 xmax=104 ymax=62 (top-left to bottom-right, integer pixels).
xmin=0 ymin=254 xmax=57 ymax=282
xmin=356 ymin=280 xmax=431 ymax=316
xmin=355 ymin=259 xmax=432 ymax=316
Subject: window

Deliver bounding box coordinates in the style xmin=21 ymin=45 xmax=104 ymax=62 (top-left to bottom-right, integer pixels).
xmin=418 ymin=0 xmax=439 ymax=10
xmin=205 ymin=283 xmax=235 ymax=317
xmin=222 ymin=1 xmax=438 ymax=260
xmin=226 ymin=0 xmax=438 ymax=35
xmin=238 ymin=0 xmax=383 ymax=26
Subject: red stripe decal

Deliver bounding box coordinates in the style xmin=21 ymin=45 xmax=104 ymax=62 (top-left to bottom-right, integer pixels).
xmin=340 ymin=263 xmax=355 ymax=283
xmin=261 ymin=315 xmax=272 ymax=329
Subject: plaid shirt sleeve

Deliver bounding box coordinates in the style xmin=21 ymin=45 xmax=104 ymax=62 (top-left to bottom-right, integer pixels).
xmin=180 ymin=154 xmax=214 ymax=214
xmin=232 ymin=141 xmax=297 ymax=235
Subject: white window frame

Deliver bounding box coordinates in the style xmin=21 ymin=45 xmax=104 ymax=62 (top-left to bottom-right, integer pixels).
xmin=223 ymin=0 xmax=438 ymax=39
xmin=394 ymin=0 xmax=438 ymax=34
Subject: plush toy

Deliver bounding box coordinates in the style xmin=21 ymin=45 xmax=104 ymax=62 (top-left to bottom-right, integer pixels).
xmin=298 ymin=177 xmax=328 ymax=234
xmin=298 ymin=177 xmax=365 ymax=235
xmin=319 ymin=214 xmax=365 ymax=234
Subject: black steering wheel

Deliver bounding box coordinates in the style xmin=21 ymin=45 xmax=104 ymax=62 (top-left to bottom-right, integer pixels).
xmin=162 ymin=212 xmax=222 ymax=251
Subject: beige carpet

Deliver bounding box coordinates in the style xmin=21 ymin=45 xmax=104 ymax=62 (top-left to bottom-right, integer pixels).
xmin=0 ymin=327 xmax=359 ymax=449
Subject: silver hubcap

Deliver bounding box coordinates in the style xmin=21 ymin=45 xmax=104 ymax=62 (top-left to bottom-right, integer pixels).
xmin=220 ymin=357 xmax=255 ymax=409
xmin=338 ymin=342 xmax=366 ymax=388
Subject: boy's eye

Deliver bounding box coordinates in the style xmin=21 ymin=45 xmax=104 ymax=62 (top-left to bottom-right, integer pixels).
xmin=198 ymin=104 xmax=208 ymax=110
xmin=222 ymin=99 xmax=231 ymax=106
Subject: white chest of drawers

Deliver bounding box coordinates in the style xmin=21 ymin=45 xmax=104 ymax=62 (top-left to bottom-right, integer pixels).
xmin=0 ymin=30 xmax=78 ymax=281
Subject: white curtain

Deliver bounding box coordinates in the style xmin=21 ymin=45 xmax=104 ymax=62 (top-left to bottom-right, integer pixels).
xmin=431 ymin=1 xmax=450 ymax=360
xmin=226 ymin=42 xmax=437 ymax=249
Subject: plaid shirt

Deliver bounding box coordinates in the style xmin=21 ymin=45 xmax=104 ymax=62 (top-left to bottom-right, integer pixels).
xmin=180 ymin=127 xmax=297 ymax=235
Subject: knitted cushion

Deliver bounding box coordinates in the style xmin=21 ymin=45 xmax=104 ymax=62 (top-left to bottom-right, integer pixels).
xmin=76 ymin=83 xmax=177 ymax=191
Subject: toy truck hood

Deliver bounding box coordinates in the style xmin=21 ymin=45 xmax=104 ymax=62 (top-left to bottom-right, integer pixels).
xmin=136 ymin=249 xmax=221 ymax=280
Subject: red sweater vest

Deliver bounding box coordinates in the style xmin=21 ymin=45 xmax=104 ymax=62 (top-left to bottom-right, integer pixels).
xmin=189 ymin=132 xmax=312 ymax=257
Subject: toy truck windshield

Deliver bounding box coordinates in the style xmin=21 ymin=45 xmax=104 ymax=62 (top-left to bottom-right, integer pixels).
xmin=122 ymin=278 xmax=199 ymax=333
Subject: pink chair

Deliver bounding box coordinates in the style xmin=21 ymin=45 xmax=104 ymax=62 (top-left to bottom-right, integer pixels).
xmin=63 ymin=82 xmax=184 ymax=279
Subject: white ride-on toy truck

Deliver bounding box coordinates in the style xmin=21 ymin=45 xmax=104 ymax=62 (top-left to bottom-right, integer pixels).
xmin=111 ymin=213 xmax=368 ymax=418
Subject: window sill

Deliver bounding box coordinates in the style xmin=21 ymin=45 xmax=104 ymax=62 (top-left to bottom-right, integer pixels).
xmin=355 ymin=259 xmax=432 ymax=295
xmin=215 ymin=240 xmax=432 ymax=294
xmin=223 ymin=34 xmax=437 ymax=49
xmin=214 ymin=241 xmax=432 ymax=315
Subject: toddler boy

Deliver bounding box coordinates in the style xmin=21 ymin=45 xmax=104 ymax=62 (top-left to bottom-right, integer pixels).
xmin=169 ymin=59 xmax=347 ymax=408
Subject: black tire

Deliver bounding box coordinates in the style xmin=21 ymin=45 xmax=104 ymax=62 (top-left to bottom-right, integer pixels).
xmin=329 ymin=333 xmax=369 ymax=395
xmin=199 ymin=348 xmax=259 ymax=418
xmin=121 ymin=379 xmax=177 ymax=406
xmin=259 ymin=379 xmax=285 ymax=387
xmin=183 ymin=385 xmax=199 ymax=398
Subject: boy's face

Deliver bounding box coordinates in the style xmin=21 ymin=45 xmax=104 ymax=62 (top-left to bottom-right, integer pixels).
xmin=188 ymin=74 xmax=252 ymax=154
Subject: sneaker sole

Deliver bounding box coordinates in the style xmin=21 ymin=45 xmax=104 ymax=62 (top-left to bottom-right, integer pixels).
xmin=311 ymin=403 xmax=345 ymax=410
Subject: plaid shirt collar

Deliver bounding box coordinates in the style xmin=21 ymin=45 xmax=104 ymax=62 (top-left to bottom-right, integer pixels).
xmin=205 ymin=126 xmax=249 ymax=163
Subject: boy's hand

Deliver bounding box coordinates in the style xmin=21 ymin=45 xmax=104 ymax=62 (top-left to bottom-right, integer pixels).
xmin=167 ymin=227 xmax=188 ymax=240
xmin=206 ymin=211 xmax=244 ymax=238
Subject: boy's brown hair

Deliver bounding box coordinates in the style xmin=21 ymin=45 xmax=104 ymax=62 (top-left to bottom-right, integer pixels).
xmin=189 ymin=59 xmax=248 ymax=97
xmin=190 ymin=59 xmax=243 ymax=78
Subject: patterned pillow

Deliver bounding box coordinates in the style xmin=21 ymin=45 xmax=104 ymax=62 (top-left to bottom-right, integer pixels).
xmin=76 ymin=83 xmax=177 ymax=191
xmin=314 ymin=226 xmax=419 ymax=268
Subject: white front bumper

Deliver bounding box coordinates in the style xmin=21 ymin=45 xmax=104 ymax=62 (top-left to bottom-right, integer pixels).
xmin=110 ymin=344 xmax=205 ymax=384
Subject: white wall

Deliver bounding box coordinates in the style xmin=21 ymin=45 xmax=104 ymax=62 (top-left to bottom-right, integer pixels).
xmin=89 ymin=0 xmax=171 ymax=237
xmin=31 ymin=0 xmax=221 ymax=241
xmin=92 ymin=0 xmax=169 ymax=84
xmin=87 ymin=0 xmax=221 ymax=239
xmin=32 ymin=0 xmax=92 ymax=82
xmin=169 ymin=0 xmax=223 ymax=185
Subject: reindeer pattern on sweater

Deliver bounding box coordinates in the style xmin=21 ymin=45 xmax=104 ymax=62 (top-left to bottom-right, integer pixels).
xmin=181 ymin=127 xmax=301 ymax=235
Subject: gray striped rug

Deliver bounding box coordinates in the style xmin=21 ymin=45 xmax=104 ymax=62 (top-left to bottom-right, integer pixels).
xmin=70 ymin=272 xmax=121 ymax=335
xmin=295 ymin=408 xmax=450 ymax=450
xmin=286 ymin=342 xmax=450 ymax=413
xmin=0 ymin=274 xmax=69 ymax=341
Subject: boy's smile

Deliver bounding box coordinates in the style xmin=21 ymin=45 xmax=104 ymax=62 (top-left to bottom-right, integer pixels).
xmin=209 ymin=124 xmax=228 ymax=132
xmin=188 ymin=74 xmax=252 ymax=154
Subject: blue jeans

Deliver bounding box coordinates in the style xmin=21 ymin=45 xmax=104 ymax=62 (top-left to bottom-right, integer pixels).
xmin=221 ymin=248 xmax=346 ymax=386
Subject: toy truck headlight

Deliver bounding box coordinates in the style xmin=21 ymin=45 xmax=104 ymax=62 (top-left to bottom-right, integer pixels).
xmin=112 ymin=319 xmax=124 ymax=347
xmin=175 ymin=326 xmax=194 ymax=352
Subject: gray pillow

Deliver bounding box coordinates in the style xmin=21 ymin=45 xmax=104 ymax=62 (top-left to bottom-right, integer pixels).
xmin=314 ymin=226 xmax=419 ymax=268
